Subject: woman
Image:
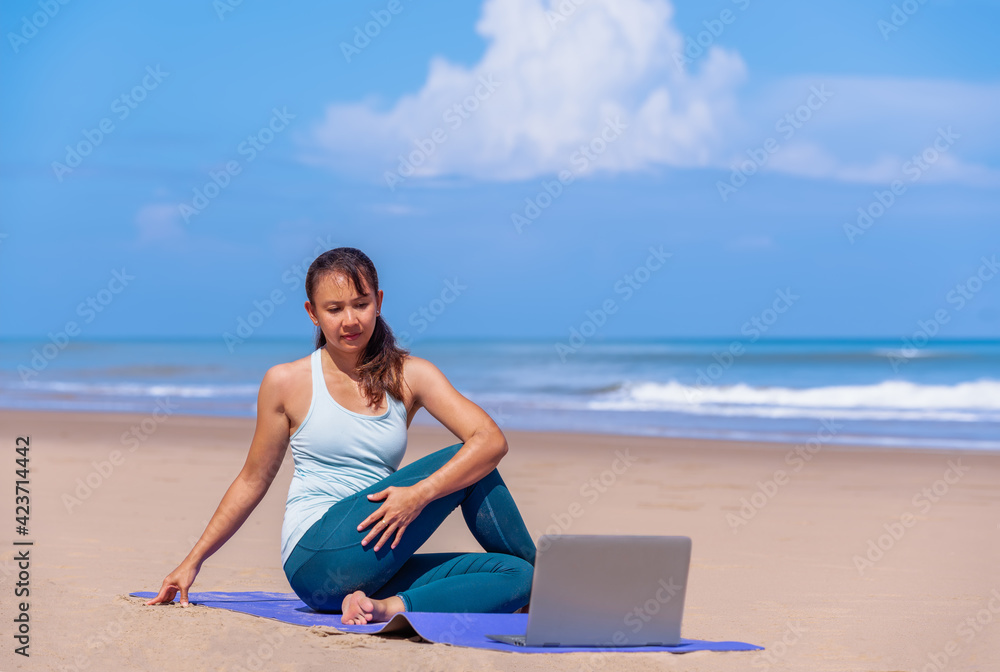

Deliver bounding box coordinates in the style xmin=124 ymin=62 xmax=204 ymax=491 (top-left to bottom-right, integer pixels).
xmin=146 ymin=247 xmax=537 ymax=624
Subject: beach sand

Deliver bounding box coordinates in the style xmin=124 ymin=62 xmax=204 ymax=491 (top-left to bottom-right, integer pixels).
xmin=0 ymin=409 xmax=997 ymax=671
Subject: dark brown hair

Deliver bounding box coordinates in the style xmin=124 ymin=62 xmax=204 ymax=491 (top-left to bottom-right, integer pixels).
xmin=305 ymin=247 xmax=409 ymax=407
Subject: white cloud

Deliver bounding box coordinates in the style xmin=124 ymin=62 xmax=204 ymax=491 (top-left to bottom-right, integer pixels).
xmin=308 ymin=0 xmax=1000 ymax=188
xmin=740 ymin=76 xmax=1000 ymax=187
xmin=368 ymin=203 xmax=421 ymax=216
xmin=311 ymin=0 xmax=746 ymax=184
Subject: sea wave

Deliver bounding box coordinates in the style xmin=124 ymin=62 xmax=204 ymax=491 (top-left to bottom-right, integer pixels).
xmin=7 ymin=380 xmax=259 ymax=398
xmin=580 ymin=378 xmax=1000 ymax=422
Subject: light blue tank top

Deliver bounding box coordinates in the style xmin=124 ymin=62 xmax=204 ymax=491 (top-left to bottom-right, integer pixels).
xmin=280 ymin=348 xmax=408 ymax=568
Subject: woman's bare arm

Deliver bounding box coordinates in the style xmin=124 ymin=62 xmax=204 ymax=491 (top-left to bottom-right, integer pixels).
xmin=184 ymin=365 xmax=291 ymax=567
xmin=146 ymin=365 xmax=291 ymax=605
xmin=356 ymin=356 xmax=509 ymax=551
xmin=404 ymin=356 xmax=508 ymax=503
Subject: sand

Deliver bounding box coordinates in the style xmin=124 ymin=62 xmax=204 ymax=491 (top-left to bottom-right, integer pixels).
xmin=0 ymin=408 xmax=997 ymax=672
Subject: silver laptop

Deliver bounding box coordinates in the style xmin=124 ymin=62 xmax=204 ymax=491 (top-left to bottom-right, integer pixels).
xmin=485 ymin=534 xmax=691 ymax=647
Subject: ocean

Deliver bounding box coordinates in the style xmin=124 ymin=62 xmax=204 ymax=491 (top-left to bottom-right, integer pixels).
xmin=2 ymin=337 xmax=998 ymax=452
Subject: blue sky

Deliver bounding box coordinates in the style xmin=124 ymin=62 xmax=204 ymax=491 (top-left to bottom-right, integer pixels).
xmin=1 ymin=0 xmax=998 ymax=342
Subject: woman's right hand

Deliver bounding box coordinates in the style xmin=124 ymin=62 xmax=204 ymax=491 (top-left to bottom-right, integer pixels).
xmin=146 ymin=561 xmax=200 ymax=607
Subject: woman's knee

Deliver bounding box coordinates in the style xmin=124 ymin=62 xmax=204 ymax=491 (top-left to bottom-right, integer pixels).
xmin=508 ymin=556 xmax=534 ymax=582
xmin=492 ymin=555 xmax=533 ymax=588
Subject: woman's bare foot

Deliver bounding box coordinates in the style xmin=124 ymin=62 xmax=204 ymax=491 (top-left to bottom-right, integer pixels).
xmin=340 ymin=590 xmax=405 ymax=625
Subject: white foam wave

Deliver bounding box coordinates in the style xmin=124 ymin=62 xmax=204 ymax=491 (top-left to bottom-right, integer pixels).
xmin=584 ymin=379 xmax=1000 ymax=422
xmin=14 ymin=380 xmax=259 ymax=398
xmin=871 ymin=348 xmax=938 ymax=360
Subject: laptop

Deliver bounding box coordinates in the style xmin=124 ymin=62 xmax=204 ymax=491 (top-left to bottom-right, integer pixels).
xmin=485 ymin=534 xmax=692 ymax=647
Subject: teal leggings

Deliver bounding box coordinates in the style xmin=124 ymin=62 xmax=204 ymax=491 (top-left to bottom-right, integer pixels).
xmin=283 ymin=442 xmax=537 ymax=614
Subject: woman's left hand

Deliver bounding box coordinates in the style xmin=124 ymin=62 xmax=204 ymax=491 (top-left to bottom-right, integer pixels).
xmin=357 ymin=484 xmax=431 ymax=551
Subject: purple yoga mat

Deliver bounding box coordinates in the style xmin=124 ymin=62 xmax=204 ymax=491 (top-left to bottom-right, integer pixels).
xmin=129 ymin=590 xmax=763 ymax=654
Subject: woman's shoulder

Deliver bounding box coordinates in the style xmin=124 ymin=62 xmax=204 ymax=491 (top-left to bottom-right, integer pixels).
xmin=400 ymin=354 xmax=447 ymax=396
xmin=401 ymin=353 xmax=433 ymax=378
xmin=261 ymin=352 xmax=313 ymax=394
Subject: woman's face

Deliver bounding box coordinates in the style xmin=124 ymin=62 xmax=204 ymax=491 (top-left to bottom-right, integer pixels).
xmin=308 ymin=271 xmax=382 ymax=351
